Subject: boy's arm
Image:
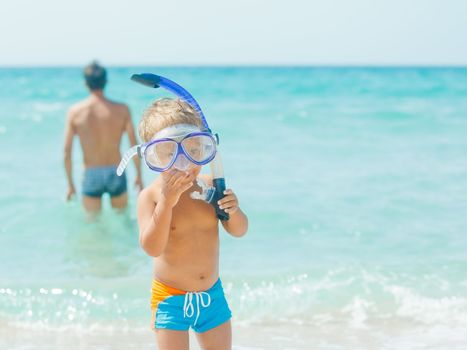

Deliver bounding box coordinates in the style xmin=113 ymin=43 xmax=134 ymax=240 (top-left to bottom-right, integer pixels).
xmin=63 ymin=110 xmax=76 ymax=200
xmin=137 ymin=170 xmax=196 ymax=257
xmin=124 ymin=106 xmax=143 ymax=191
xmin=219 ymin=189 xmax=248 ymax=237
xmin=137 ymin=188 xmax=173 ymax=257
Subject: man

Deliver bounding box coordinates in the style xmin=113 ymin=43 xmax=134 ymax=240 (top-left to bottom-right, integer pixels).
xmin=64 ymin=61 xmax=143 ymax=212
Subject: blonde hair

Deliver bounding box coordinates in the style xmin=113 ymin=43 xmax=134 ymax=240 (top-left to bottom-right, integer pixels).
xmin=138 ymin=98 xmax=203 ymax=142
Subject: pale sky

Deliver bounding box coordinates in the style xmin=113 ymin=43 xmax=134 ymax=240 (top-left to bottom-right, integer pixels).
xmin=1 ymin=0 xmax=467 ymax=66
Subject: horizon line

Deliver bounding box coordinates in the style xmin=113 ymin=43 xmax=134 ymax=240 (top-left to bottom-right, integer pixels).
xmin=1 ymin=63 xmax=467 ymax=69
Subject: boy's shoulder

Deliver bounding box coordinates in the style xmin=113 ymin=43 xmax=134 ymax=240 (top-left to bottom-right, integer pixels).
xmin=138 ymin=178 xmax=162 ymax=204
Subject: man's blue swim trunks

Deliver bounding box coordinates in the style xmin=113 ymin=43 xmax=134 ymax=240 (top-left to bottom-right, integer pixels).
xmin=151 ymin=278 xmax=232 ymax=333
xmin=82 ymin=165 xmax=127 ymax=197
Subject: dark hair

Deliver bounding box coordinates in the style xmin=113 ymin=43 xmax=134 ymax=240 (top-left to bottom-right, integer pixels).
xmin=83 ymin=61 xmax=107 ymax=90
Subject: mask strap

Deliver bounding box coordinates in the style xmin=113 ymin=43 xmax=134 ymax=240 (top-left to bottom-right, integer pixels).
xmin=117 ymin=145 xmax=141 ymax=176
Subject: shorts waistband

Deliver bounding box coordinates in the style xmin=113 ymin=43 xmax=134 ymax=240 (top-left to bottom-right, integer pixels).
xmin=152 ymin=278 xmax=221 ymax=295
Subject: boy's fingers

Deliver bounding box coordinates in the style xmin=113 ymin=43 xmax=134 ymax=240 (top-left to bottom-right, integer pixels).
xmin=167 ymin=176 xmax=177 ymax=186
xmin=173 ymin=173 xmax=192 ymax=187
xmin=162 ymin=170 xmax=176 ymax=183
xmin=180 ymin=181 xmax=194 ymax=193
xmin=177 ymin=181 xmax=193 ymax=192
xmin=163 ymin=169 xmax=195 ymax=192
xmin=172 ymin=179 xmax=194 ymax=194
xmin=218 ymin=199 xmax=237 ymax=209
xmin=224 ymin=207 xmax=239 ymax=214
xmin=218 ymin=195 xmax=237 ymax=206
xmin=221 ymin=205 xmax=236 ymax=211
xmin=219 ymin=198 xmax=236 ymax=206
xmin=168 ymin=171 xmax=187 ymax=186
xmin=220 ymin=193 xmax=235 ymax=200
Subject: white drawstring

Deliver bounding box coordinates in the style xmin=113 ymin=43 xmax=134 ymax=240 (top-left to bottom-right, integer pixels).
xmin=183 ymin=291 xmax=211 ymax=326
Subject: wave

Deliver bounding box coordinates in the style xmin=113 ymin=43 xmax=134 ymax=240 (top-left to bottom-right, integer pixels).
xmin=2 ymin=267 xmax=466 ymax=330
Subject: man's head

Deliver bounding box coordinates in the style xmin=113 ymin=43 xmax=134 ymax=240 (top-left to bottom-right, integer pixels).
xmin=83 ymin=61 xmax=107 ymax=91
xmin=138 ymin=98 xmax=203 ymax=143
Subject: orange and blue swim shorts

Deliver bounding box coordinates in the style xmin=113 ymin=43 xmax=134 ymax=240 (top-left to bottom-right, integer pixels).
xmin=151 ymin=278 xmax=232 ymax=333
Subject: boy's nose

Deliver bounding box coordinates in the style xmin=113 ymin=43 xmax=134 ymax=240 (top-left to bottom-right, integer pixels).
xmin=173 ymin=154 xmax=192 ymax=171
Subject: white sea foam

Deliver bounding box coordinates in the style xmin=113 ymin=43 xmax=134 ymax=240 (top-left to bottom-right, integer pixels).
xmin=4 ymin=268 xmax=467 ymax=331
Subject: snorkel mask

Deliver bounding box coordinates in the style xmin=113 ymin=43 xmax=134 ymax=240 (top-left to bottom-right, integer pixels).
xmin=117 ymin=74 xmax=229 ymax=221
xmin=137 ymin=123 xmax=217 ymax=172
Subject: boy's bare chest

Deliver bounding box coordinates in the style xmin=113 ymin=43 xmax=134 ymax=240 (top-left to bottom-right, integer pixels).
xmin=170 ymin=195 xmax=218 ymax=235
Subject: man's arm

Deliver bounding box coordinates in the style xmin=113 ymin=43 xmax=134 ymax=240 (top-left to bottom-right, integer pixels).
xmin=124 ymin=106 xmax=143 ymax=191
xmin=64 ymin=110 xmax=76 ymax=200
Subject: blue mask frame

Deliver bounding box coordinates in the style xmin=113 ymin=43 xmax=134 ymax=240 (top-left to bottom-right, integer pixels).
xmin=143 ymin=131 xmax=217 ymax=172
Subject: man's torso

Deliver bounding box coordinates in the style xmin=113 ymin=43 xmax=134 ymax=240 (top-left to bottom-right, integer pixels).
xmin=70 ymin=96 xmax=128 ymax=168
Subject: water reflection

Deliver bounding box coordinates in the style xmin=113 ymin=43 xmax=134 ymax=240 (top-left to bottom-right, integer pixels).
xmin=64 ymin=204 xmax=143 ymax=278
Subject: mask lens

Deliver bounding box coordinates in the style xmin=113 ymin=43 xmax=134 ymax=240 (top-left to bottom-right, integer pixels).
xmin=181 ymin=135 xmax=216 ymax=163
xmin=173 ymin=154 xmax=192 ymax=171
xmin=146 ymin=140 xmax=178 ymax=169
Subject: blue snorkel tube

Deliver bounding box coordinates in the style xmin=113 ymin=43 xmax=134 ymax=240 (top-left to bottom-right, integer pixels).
xmin=131 ymin=73 xmax=229 ymax=221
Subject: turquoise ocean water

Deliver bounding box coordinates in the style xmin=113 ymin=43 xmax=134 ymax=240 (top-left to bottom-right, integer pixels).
xmin=1 ymin=67 xmax=467 ymax=349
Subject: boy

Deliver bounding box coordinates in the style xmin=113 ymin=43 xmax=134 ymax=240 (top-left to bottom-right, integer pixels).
xmin=136 ymin=98 xmax=248 ymax=350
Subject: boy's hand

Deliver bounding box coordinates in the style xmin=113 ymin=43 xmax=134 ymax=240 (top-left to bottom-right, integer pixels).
xmin=218 ymin=189 xmax=239 ymax=214
xmin=160 ymin=169 xmax=196 ymax=208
